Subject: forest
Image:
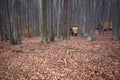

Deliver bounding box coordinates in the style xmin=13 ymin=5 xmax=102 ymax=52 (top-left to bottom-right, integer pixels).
xmin=0 ymin=0 xmax=120 ymax=80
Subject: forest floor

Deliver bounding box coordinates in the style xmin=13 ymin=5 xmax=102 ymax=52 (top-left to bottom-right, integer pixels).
xmin=0 ymin=30 xmax=120 ymax=80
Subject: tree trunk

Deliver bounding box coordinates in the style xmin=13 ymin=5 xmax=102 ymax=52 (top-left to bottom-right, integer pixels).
xmin=113 ymin=0 xmax=120 ymax=40
xmin=62 ymin=0 xmax=68 ymax=39
xmin=12 ymin=0 xmax=21 ymax=44
xmin=41 ymin=0 xmax=48 ymax=42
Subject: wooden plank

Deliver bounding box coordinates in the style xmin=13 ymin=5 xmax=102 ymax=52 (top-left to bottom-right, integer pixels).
xmin=103 ymin=22 xmax=113 ymax=29
xmin=72 ymin=27 xmax=78 ymax=34
xmin=104 ymin=22 xmax=108 ymax=29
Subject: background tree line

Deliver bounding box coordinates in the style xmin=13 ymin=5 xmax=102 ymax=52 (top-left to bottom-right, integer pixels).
xmin=0 ymin=0 xmax=40 ymax=44
xmin=0 ymin=0 xmax=120 ymax=44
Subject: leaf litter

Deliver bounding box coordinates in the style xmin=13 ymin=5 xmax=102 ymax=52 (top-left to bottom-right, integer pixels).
xmin=0 ymin=30 xmax=120 ymax=80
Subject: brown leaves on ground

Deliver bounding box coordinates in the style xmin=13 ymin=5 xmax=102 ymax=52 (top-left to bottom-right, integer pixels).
xmin=0 ymin=30 xmax=120 ymax=80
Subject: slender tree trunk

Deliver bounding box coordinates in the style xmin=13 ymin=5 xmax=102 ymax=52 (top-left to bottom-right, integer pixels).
xmin=12 ymin=0 xmax=21 ymax=44
xmin=41 ymin=0 xmax=48 ymax=42
xmin=47 ymin=0 xmax=54 ymax=41
xmin=1 ymin=0 xmax=7 ymax=41
xmin=77 ymin=0 xmax=83 ymax=38
xmin=54 ymin=0 xmax=63 ymax=40
xmin=62 ymin=0 xmax=68 ymax=39
xmin=5 ymin=0 xmax=13 ymax=44
xmin=113 ymin=0 xmax=120 ymax=40
xmin=26 ymin=1 xmax=31 ymax=37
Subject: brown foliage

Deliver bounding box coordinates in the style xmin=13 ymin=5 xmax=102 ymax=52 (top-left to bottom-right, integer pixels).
xmin=0 ymin=31 xmax=120 ymax=80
